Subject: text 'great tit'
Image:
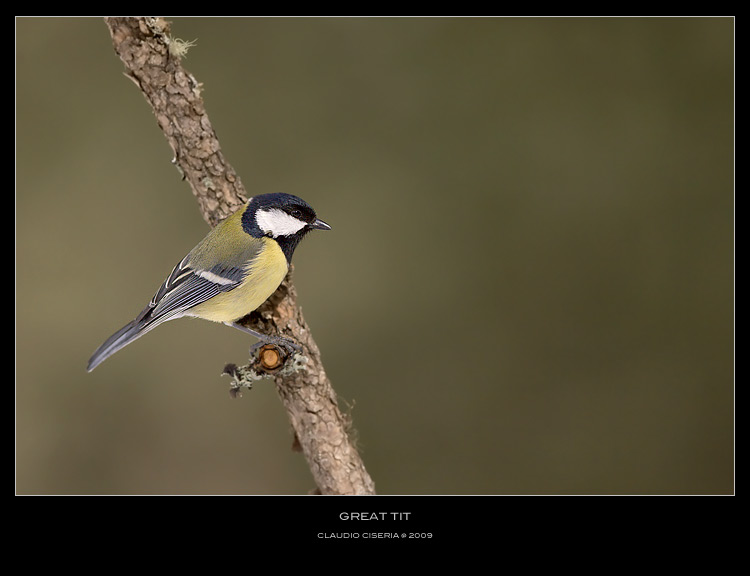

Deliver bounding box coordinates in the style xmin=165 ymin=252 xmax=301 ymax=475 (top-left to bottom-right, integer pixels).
xmin=87 ymin=193 xmax=331 ymax=372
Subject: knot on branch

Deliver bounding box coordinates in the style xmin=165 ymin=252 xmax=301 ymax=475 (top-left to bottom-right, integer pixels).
xmin=222 ymin=345 xmax=309 ymax=399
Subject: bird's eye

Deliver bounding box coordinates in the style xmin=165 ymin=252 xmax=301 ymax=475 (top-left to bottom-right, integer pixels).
xmin=291 ymin=209 xmax=302 ymax=218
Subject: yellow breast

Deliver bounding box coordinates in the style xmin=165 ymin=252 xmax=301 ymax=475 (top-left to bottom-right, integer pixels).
xmin=188 ymin=238 xmax=288 ymax=323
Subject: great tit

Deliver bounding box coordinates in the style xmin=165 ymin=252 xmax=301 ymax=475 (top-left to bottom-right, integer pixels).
xmin=87 ymin=193 xmax=331 ymax=372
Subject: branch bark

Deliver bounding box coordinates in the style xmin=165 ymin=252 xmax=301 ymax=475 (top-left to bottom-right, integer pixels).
xmin=104 ymin=17 xmax=375 ymax=495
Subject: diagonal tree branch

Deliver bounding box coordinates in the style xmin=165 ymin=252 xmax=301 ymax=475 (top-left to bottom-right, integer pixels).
xmin=104 ymin=17 xmax=375 ymax=495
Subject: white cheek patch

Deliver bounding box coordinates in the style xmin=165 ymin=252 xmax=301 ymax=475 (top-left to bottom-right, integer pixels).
xmin=256 ymin=208 xmax=307 ymax=237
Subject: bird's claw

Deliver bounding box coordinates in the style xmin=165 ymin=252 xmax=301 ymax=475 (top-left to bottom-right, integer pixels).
xmin=249 ymin=335 xmax=300 ymax=359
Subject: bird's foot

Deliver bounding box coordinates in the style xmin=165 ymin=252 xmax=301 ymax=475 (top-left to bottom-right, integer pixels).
xmin=249 ymin=335 xmax=301 ymax=358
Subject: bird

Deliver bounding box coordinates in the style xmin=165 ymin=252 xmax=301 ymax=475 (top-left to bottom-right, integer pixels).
xmin=87 ymin=193 xmax=331 ymax=372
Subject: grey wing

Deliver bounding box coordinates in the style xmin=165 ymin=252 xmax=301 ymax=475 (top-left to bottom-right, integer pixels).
xmin=145 ymin=254 xmax=246 ymax=321
xmin=87 ymin=253 xmax=248 ymax=372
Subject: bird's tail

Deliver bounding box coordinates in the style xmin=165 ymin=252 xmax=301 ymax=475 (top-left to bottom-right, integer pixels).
xmin=87 ymin=319 xmax=143 ymax=372
xmin=87 ymin=310 xmax=168 ymax=372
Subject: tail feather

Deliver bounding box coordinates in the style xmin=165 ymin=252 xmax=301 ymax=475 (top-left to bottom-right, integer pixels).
xmin=87 ymin=311 xmax=173 ymax=372
xmin=87 ymin=319 xmax=142 ymax=372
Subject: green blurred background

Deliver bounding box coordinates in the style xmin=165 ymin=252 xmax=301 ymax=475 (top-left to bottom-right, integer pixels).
xmin=16 ymin=17 xmax=733 ymax=494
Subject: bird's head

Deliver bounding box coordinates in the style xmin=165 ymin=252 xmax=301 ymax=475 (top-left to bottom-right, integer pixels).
xmin=242 ymin=193 xmax=331 ymax=262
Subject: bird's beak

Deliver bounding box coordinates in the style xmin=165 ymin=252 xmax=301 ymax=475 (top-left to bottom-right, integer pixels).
xmin=311 ymin=218 xmax=332 ymax=231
